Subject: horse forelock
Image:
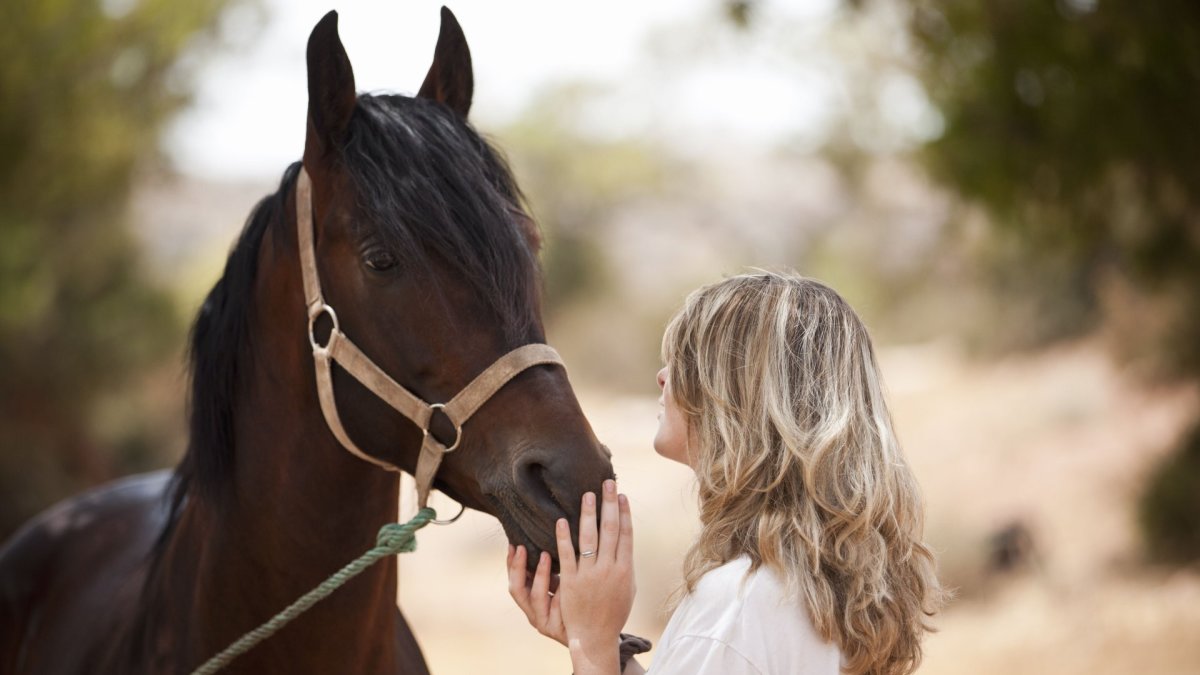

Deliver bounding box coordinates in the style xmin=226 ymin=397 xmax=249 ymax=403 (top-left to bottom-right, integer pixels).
xmin=343 ymin=93 xmax=541 ymax=342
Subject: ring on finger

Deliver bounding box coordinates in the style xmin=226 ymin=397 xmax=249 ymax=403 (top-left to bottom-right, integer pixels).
xmin=580 ymin=549 xmax=597 ymax=558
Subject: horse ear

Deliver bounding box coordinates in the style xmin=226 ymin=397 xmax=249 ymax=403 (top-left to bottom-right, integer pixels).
xmin=305 ymin=10 xmax=357 ymax=163
xmin=417 ymin=7 xmax=473 ymax=118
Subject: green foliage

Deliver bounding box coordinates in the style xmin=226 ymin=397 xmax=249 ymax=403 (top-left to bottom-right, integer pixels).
xmin=0 ymin=0 xmax=236 ymax=540
xmin=909 ymin=0 xmax=1200 ymax=372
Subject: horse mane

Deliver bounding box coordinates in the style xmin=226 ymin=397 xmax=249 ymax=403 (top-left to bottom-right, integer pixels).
xmin=155 ymin=93 xmax=540 ymax=551
xmin=157 ymin=164 xmax=297 ymax=529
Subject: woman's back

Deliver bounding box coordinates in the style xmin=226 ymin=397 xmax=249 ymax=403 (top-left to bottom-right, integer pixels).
xmin=652 ymin=557 xmax=841 ymax=675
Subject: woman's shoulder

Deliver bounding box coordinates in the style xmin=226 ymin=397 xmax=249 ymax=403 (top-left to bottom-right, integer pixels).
xmin=684 ymin=556 xmax=799 ymax=621
xmin=689 ymin=556 xmax=758 ymax=601
xmin=655 ymin=557 xmax=841 ymax=675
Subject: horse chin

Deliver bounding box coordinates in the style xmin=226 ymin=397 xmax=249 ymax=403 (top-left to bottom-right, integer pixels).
xmin=428 ymin=475 xmax=558 ymax=561
xmin=483 ymin=491 xmax=559 ymax=564
xmin=428 ymin=477 xmax=490 ymax=514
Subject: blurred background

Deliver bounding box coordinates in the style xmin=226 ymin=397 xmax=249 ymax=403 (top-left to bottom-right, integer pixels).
xmin=2 ymin=0 xmax=1199 ymax=672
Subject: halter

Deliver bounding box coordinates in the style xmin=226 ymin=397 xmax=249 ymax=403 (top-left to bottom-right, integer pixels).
xmin=296 ymin=167 xmax=564 ymax=522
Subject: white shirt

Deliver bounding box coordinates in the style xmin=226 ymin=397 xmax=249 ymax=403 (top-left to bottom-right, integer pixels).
xmin=649 ymin=557 xmax=842 ymax=675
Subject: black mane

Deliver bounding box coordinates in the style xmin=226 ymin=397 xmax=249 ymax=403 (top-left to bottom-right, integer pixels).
xmin=160 ymin=93 xmax=540 ymax=534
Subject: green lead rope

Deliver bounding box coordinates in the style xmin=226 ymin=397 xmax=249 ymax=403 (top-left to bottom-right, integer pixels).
xmin=189 ymin=507 xmax=437 ymax=675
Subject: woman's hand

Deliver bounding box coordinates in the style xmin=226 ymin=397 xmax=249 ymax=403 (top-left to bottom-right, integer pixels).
xmin=506 ymin=541 xmax=567 ymax=646
xmin=507 ymin=479 xmax=636 ymax=673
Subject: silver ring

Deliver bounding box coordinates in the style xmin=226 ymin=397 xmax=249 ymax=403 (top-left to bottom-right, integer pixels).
xmin=430 ymin=499 xmax=467 ymax=526
xmin=426 ymin=403 xmax=463 ymax=452
xmin=580 ymin=549 xmax=597 ymax=558
xmin=307 ymin=303 xmax=339 ymax=352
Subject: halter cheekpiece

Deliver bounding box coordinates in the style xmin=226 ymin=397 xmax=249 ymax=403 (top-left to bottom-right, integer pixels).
xmin=296 ymin=167 xmax=564 ymax=520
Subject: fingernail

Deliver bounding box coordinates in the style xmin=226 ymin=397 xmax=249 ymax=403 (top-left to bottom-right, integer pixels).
xmin=516 ymin=545 xmax=525 ymax=557
xmin=584 ymin=492 xmax=595 ymax=507
xmin=618 ymin=493 xmax=628 ymax=506
xmin=540 ymin=552 xmax=549 ymax=565
xmin=604 ymin=479 xmax=615 ymax=494
xmin=556 ymin=518 xmax=568 ymax=532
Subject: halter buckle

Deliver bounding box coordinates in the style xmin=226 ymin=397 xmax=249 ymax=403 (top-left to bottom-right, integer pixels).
xmin=308 ymin=303 xmax=340 ymax=353
xmin=426 ymin=403 xmax=463 ymax=453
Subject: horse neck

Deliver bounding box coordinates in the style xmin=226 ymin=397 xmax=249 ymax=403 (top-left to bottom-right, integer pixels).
xmin=153 ymin=200 xmax=407 ymax=673
xmin=168 ymin=390 xmax=404 ymax=672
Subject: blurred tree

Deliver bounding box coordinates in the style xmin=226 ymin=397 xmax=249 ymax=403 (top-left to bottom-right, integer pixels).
xmin=908 ymin=0 xmax=1200 ymax=361
xmin=0 ymin=0 xmax=239 ymax=540
xmin=904 ymin=0 xmax=1200 ymax=563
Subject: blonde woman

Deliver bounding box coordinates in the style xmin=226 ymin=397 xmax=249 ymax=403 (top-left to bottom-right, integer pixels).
xmin=508 ymin=271 xmax=945 ymax=675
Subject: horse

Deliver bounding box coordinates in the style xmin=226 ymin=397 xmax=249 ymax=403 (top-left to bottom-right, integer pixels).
xmin=0 ymin=9 xmax=615 ymax=673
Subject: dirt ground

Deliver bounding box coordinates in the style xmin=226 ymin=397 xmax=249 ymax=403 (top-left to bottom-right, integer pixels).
xmin=397 ymin=340 xmax=1200 ymax=674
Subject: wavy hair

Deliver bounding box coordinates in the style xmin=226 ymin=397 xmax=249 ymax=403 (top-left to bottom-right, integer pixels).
xmin=662 ymin=271 xmax=946 ymax=675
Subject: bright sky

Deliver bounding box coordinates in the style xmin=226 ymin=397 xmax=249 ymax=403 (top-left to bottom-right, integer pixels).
xmin=166 ymin=0 xmax=857 ymax=180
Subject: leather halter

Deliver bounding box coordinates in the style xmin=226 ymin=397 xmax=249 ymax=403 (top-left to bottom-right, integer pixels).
xmin=296 ymin=167 xmax=564 ymax=517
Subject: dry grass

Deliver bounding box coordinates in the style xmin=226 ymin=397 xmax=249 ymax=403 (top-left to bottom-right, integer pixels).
xmin=398 ymin=340 xmax=1200 ymax=674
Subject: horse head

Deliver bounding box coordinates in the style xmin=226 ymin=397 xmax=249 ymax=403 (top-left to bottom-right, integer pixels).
xmin=291 ymin=8 xmax=612 ymax=558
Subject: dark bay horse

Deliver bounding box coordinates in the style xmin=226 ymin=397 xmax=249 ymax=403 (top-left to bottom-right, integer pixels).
xmin=0 ymin=9 xmax=613 ymax=673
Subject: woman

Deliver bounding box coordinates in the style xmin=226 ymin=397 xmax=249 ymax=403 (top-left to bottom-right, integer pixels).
xmin=507 ymin=271 xmax=945 ymax=675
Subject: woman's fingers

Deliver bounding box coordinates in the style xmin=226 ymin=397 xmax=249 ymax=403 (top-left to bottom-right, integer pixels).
xmin=598 ymin=479 xmax=620 ymax=562
xmin=548 ymin=590 xmax=562 ymax=631
xmin=617 ymin=493 xmax=634 ymax=563
xmin=530 ymin=552 xmax=554 ymax=625
xmin=508 ymin=543 xmax=569 ymax=645
xmin=577 ymin=490 xmax=598 ymax=566
xmin=507 ymin=545 xmax=534 ymax=616
xmin=555 ymin=518 xmax=577 ymax=576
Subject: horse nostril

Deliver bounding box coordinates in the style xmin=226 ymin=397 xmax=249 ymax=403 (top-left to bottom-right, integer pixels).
xmin=514 ymin=457 xmax=567 ymax=516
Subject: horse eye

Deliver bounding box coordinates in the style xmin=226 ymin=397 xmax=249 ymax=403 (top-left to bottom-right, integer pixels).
xmin=364 ymin=250 xmax=398 ymax=272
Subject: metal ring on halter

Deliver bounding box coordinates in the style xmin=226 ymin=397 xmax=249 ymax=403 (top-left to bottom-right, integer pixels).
xmin=308 ymin=303 xmax=340 ymax=352
xmin=425 ymin=403 xmax=463 ymax=452
xmin=430 ymin=497 xmax=467 ymax=525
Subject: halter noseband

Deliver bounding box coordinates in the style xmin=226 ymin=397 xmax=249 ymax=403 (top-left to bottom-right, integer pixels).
xmin=296 ymin=167 xmax=564 ymax=520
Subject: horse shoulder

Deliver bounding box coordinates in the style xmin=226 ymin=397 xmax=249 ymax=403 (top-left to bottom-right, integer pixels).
xmin=0 ymin=471 xmax=173 ymax=674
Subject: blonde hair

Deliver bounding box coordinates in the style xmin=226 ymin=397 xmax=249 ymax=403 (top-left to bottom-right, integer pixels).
xmin=662 ymin=271 xmax=945 ymax=675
